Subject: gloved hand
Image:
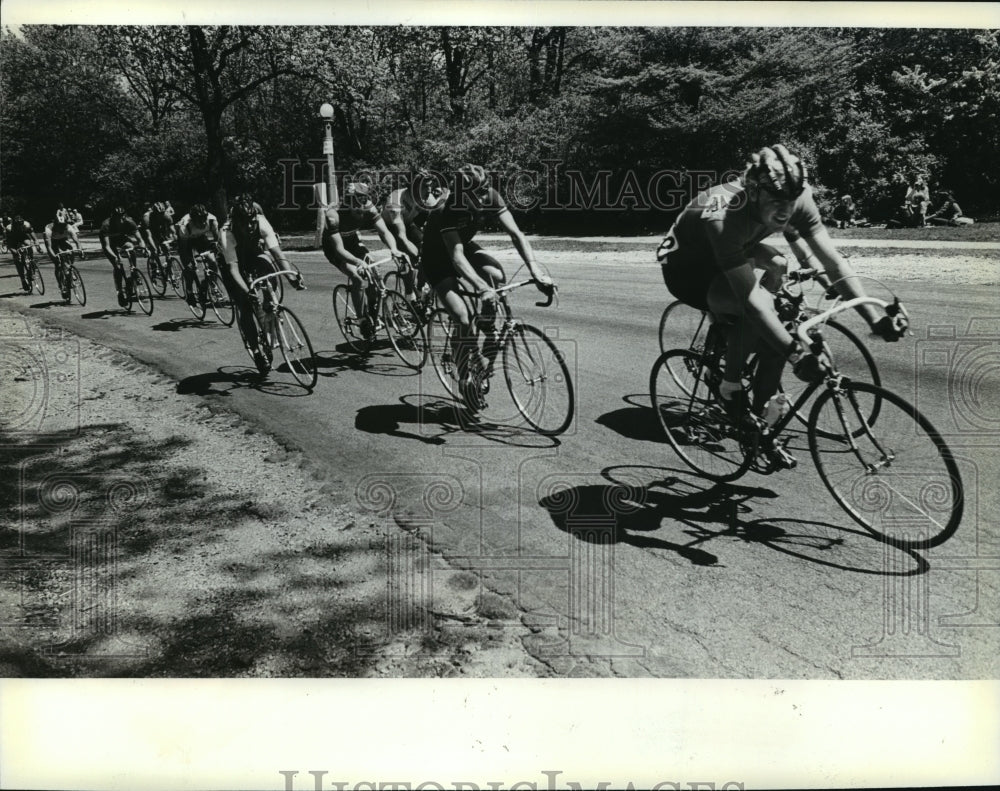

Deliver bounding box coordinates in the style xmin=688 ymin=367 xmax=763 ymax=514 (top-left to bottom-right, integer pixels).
xmin=872 ymin=314 xmax=906 ymax=342
xmin=792 ymin=351 xmax=828 ymax=383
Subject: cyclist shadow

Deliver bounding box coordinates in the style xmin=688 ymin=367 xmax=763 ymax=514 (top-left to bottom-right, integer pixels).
xmin=152 ymin=318 xmax=219 ymax=332
xmin=355 ymin=394 xmax=560 ymax=449
xmin=81 ymin=309 xmax=135 ymax=319
xmin=29 ymin=301 xmax=71 ymax=310
xmin=312 ymin=344 xmax=418 ymax=379
xmin=176 ymin=365 xmax=312 ymax=398
xmin=539 ymin=465 xmax=927 ymax=575
xmin=595 ymin=393 xmax=662 ymax=443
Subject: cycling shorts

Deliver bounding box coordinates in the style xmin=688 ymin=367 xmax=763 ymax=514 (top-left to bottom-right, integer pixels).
xmin=51 ymin=238 xmax=74 ymax=256
xmin=662 ymin=242 xmax=784 ymax=313
xmin=422 ymin=240 xmax=503 ymax=289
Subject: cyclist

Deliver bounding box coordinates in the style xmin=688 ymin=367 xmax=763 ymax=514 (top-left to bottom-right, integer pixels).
xmin=381 ymin=169 xmax=448 ymax=302
xmin=657 ymin=143 xmax=905 ymax=428
xmin=5 ymin=215 xmax=39 ymax=291
xmin=321 ymin=180 xmax=407 ymax=338
xmin=420 ymin=163 xmax=554 ymax=406
xmin=218 ymin=194 xmax=303 ymax=371
xmin=176 ymin=203 xmax=222 ymax=304
xmin=43 ymin=210 xmax=83 ymax=296
xmin=141 ymin=200 xmax=177 ymax=258
xmin=99 ymin=206 xmax=144 ymax=307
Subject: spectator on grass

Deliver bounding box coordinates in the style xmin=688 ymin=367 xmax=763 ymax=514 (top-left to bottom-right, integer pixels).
xmin=833 ymin=194 xmax=857 ymax=229
xmin=928 ymin=192 xmax=974 ymax=226
xmin=905 ymin=175 xmax=930 ymax=227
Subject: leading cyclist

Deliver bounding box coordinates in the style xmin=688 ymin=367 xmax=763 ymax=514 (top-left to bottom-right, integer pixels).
xmin=658 ymin=144 xmax=904 ymax=423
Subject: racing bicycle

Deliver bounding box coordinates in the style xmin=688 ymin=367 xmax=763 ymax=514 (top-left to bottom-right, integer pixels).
xmin=235 ymin=267 xmax=317 ymax=389
xmin=427 ymin=279 xmax=575 ymax=436
xmin=13 ymin=245 xmax=44 ymax=295
xmin=146 ymin=239 xmax=185 ymax=299
xmin=53 ymin=248 xmax=87 ymax=305
xmin=650 ymin=296 xmax=963 ymax=549
xmin=332 ymin=254 xmax=426 ymax=369
xmin=115 ymin=246 xmax=154 ymax=315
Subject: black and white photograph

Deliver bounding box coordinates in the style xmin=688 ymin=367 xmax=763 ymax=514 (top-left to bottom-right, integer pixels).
xmin=1 ymin=1 xmax=998 ymax=788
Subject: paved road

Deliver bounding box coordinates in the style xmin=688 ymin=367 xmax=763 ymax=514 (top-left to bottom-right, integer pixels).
xmin=2 ymin=246 xmax=997 ymax=678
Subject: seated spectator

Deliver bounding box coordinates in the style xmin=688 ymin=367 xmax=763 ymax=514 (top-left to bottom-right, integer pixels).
xmin=832 ymin=194 xmax=857 ymax=229
xmin=928 ymin=193 xmax=974 ymax=226
xmin=905 ymin=175 xmax=930 ymax=227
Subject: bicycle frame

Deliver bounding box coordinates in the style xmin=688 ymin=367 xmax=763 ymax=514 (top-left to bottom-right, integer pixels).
xmin=762 ymin=296 xmax=905 ymax=439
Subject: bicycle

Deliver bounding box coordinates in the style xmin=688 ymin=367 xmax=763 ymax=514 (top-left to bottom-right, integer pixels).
xmin=332 ymin=254 xmax=427 ymax=370
xmin=146 ymin=239 xmax=185 ymax=299
xmin=658 ymin=266 xmax=882 ymax=436
xmin=13 ymin=245 xmax=44 ymax=295
xmin=53 ymin=248 xmax=87 ymax=305
xmin=427 ymin=280 xmax=575 ymax=436
xmin=191 ymin=247 xmax=234 ymax=326
xmin=115 ymin=246 xmax=154 ymax=315
xmin=235 ymin=267 xmax=317 ymax=389
xmin=650 ymin=296 xmax=962 ymax=549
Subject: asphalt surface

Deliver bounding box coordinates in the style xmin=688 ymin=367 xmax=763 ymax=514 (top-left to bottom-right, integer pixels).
xmin=2 ymin=243 xmax=997 ymax=678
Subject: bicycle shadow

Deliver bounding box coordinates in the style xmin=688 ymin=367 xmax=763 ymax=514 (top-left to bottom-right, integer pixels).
xmin=537 ymin=464 xmax=927 ymax=575
xmin=354 ymin=394 xmax=560 ymax=449
xmin=81 ymin=309 xmax=133 ymax=319
xmin=176 ymin=365 xmax=312 ymax=398
xmin=312 ymin=345 xmax=418 ymax=379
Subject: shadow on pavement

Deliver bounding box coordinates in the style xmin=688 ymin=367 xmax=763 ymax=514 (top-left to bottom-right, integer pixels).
xmin=176 ymin=365 xmax=311 ymax=398
xmin=537 ymin=464 xmax=928 ymax=575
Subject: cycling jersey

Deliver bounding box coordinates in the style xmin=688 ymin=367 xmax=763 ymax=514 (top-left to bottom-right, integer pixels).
xmin=382 ymin=188 xmax=433 ymax=237
xmin=142 ymin=207 xmax=176 ymax=243
xmin=219 ymin=214 xmax=281 ymax=280
xmin=6 ymin=220 xmax=34 ymax=249
xmin=100 ymin=216 xmax=140 ymax=250
xmin=420 ymin=187 xmax=508 ymax=286
xmin=322 ymin=202 xmax=380 ymax=240
xmin=662 ymin=181 xmax=822 ymax=309
xmin=176 ymin=213 xmax=219 ymax=242
xmin=44 ymin=222 xmax=79 ymax=255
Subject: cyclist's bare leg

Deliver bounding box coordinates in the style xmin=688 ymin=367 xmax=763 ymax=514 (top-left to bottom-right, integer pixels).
xmin=436 ymin=278 xmax=481 ymax=380
xmin=470 ymin=252 xmax=506 ymax=357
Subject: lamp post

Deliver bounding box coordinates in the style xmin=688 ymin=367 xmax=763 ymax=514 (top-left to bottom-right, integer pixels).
xmin=319 ymin=102 xmax=337 ymax=207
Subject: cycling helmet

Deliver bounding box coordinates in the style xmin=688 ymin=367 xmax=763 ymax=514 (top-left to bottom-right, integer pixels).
xmin=111 ymin=206 xmax=126 ymax=219
xmin=747 ymin=144 xmax=807 ymax=200
xmin=152 ymin=201 xmax=167 ymax=214
xmin=189 ymin=203 xmax=209 ymax=223
xmin=457 ymin=163 xmax=488 ymax=190
xmin=343 ymin=182 xmax=371 ymax=207
xmin=228 ymin=193 xmax=259 ymax=237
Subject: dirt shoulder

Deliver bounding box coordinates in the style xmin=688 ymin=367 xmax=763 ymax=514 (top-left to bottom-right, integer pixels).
xmin=0 ymin=307 xmax=550 ymax=677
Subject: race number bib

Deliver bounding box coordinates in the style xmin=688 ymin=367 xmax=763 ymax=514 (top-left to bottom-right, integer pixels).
xmin=656 ymin=227 xmax=679 ymax=262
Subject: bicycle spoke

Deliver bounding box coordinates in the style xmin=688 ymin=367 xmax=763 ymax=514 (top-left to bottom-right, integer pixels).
xmin=275 ymin=307 xmax=317 ymax=389
xmin=502 ymin=322 xmax=574 ymax=435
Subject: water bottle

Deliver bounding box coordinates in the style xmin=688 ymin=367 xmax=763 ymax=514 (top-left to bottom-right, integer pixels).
xmin=762 ymin=393 xmax=791 ymax=428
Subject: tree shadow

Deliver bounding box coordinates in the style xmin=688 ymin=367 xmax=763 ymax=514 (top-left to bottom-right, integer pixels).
xmin=537 ymin=464 xmax=927 ymax=575
xmin=0 ymin=424 xmax=395 ymax=677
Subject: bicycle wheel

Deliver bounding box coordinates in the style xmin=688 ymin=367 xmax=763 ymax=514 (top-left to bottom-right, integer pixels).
xmin=809 ymin=380 xmax=963 ymax=548
xmin=275 ymin=306 xmax=317 ymax=389
xmin=427 ymin=308 xmax=462 ymax=399
xmin=383 ymin=289 xmax=428 ymax=370
xmin=781 ymin=319 xmax=882 ymax=438
xmin=131 ymin=270 xmax=154 ymax=315
xmin=167 ymin=256 xmax=185 ymax=298
xmin=650 ymin=349 xmax=756 ymax=482
xmin=260 ymin=255 xmax=284 ymax=303
xmin=332 ymin=283 xmax=370 ymax=353
xmin=28 ymin=259 xmax=44 ymax=295
xmin=147 ymin=256 xmax=167 ymax=296
xmin=205 ymin=273 xmax=234 ymax=326
xmin=659 ymin=299 xmax=711 ymax=355
xmin=383 ymin=270 xmax=402 ymax=296
xmin=69 ymin=265 xmax=87 ymax=306
xmin=502 ymin=322 xmax=575 ymax=435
